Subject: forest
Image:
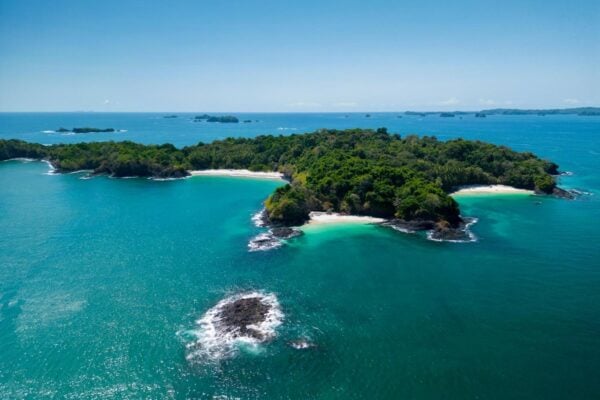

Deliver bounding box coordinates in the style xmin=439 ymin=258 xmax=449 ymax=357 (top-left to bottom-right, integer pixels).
xmin=0 ymin=128 xmax=559 ymax=226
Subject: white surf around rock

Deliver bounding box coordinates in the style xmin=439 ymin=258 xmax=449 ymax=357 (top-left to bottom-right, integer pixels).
xmin=184 ymin=292 xmax=283 ymax=362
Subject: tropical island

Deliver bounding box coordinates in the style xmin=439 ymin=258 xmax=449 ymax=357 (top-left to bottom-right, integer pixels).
xmin=56 ymin=127 xmax=116 ymax=133
xmin=193 ymin=114 xmax=239 ymax=123
xmin=399 ymin=107 xmax=600 ymax=117
xmin=480 ymin=107 xmax=600 ymax=116
xmin=0 ymin=128 xmax=563 ymax=236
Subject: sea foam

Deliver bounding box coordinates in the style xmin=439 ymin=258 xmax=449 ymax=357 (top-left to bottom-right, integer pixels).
xmin=184 ymin=292 xmax=283 ymax=362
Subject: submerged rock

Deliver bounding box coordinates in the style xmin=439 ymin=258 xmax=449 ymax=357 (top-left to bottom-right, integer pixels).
xmin=552 ymin=187 xmax=577 ymax=199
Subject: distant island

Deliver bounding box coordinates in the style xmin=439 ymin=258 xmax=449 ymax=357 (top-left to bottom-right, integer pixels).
xmin=56 ymin=127 xmax=115 ymax=133
xmin=479 ymin=107 xmax=600 ymax=116
xmin=1 ymin=128 xmax=563 ymax=237
xmin=193 ymin=115 xmax=239 ymax=123
xmin=163 ymin=115 xmax=178 ymax=118
xmin=401 ymin=107 xmax=600 ymax=117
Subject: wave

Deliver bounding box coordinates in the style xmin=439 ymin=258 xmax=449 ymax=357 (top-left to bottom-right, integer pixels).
xmin=251 ymin=208 xmax=269 ymax=227
xmin=569 ymin=188 xmax=593 ymax=196
xmin=277 ymin=127 xmax=298 ymax=131
xmin=427 ymin=217 xmax=478 ymax=243
xmin=41 ymin=130 xmax=55 ymax=133
xmin=387 ymin=225 xmax=417 ymax=234
xmin=248 ymin=232 xmax=282 ymax=252
xmin=42 ymin=160 xmax=57 ymax=175
xmin=184 ymin=292 xmax=283 ymax=362
xmin=148 ymin=176 xmax=190 ymax=182
xmin=4 ymin=157 xmax=35 ymax=162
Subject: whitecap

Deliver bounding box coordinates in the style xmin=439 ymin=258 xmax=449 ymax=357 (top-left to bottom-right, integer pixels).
xmin=248 ymin=232 xmax=282 ymax=252
xmin=42 ymin=160 xmax=57 ymax=175
xmin=184 ymin=292 xmax=283 ymax=362
xmin=276 ymin=127 xmax=298 ymax=131
xmin=41 ymin=130 xmax=55 ymax=133
xmin=148 ymin=176 xmax=190 ymax=182
xmin=251 ymin=208 xmax=268 ymax=227
xmin=4 ymin=157 xmax=35 ymax=163
xmin=387 ymin=225 xmax=416 ymax=234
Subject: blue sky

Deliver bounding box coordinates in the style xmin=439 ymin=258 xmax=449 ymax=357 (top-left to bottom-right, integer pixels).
xmin=0 ymin=0 xmax=598 ymax=111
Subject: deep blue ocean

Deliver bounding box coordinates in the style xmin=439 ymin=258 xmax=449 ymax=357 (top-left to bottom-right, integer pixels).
xmin=1 ymin=112 xmax=599 ymax=399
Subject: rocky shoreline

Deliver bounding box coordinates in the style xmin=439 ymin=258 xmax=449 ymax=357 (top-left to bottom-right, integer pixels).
xmin=382 ymin=218 xmax=477 ymax=242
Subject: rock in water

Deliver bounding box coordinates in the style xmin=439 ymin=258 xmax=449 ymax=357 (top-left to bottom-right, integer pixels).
xmin=185 ymin=292 xmax=283 ymax=362
xmin=270 ymin=227 xmax=303 ymax=239
xmin=217 ymin=297 xmax=271 ymax=340
xmin=427 ymin=218 xmax=478 ymax=242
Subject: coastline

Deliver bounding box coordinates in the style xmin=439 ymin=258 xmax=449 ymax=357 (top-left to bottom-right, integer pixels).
xmin=189 ymin=169 xmax=285 ymax=180
xmin=450 ymin=184 xmax=534 ymax=196
xmin=307 ymin=212 xmax=386 ymax=225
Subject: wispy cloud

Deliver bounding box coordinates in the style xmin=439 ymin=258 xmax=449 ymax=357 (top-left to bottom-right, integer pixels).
xmin=563 ymin=98 xmax=580 ymax=105
xmin=332 ymin=101 xmax=358 ymax=107
xmin=289 ymin=101 xmax=322 ymax=108
xmin=479 ymin=98 xmax=496 ymax=105
xmin=438 ymin=97 xmax=460 ymax=106
xmin=103 ymin=99 xmax=110 ymax=105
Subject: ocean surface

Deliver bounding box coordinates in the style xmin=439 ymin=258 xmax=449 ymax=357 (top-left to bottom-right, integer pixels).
xmin=1 ymin=113 xmax=599 ymax=399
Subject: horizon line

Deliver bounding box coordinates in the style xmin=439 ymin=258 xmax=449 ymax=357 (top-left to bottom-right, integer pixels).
xmin=0 ymin=107 xmax=598 ymax=114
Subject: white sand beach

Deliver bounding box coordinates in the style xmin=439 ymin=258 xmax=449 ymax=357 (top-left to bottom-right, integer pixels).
xmin=307 ymin=212 xmax=385 ymax=225
xmin=189 ymin=169 xmax=285 ymax=180
xmin=450 ymin=184 xmax=534 ymax=196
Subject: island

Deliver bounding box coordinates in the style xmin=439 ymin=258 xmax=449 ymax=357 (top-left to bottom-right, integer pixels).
xmin=193 ymin=114 xmax=239 ymax=123
xmin=0 ymin=128 xmax=562 ymax=237
xmin=440 ymin=113 xmax=455 ymax=117
xmin=55 ymin=127 xmax=116 ymax=133
xmin=163 ymin=115 xmax=178 ymax=118
xmin=479 ymin=107 xmax=600 ymax=116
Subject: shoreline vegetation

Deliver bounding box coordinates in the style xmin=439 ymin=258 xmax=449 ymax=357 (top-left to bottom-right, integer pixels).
xmin=0 ymin=128 xmax=566 ymax=237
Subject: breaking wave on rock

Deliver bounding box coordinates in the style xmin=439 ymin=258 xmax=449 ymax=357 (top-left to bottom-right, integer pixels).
xmin=427 ymin=217 xmax=478 ymax=243
xmin=183 ymin=292 xmax=283 ymax=362
xmin=248 ymin=232 xmax=283 ymax=252
xmin=251 ymin=208 xmax=269 ymax=227
xmin=248 ymin=227 xmax=303 ymax=252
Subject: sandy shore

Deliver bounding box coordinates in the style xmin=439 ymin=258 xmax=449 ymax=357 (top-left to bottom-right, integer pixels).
xmin=450 ymin=184 xmax=534 ymax=196
xmin=307 ymin=212 xmax=385 ymax=225
xmin=189 ymin=169 xmax=285 ymax=180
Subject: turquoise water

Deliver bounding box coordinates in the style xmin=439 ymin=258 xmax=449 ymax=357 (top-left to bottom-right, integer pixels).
xmin=1 ymin=114 xmax=599 ymax=399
